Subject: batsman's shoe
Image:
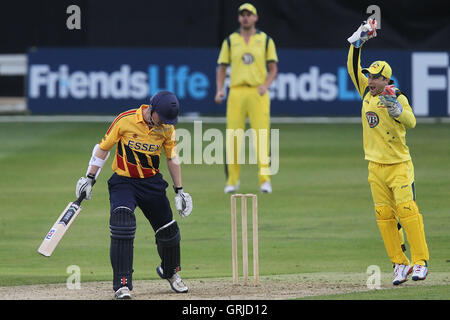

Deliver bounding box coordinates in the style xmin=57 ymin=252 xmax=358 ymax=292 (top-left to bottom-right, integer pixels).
xmin=114 ymin=286 xmax=132 ymax=300
xmin=392 ymin=263 xmax=412 ymax=285
xmin=156 ymin=266 xmax=188 ymax=293
xmin=412 ymin=263 xmax=428 ymax=281
xmin=224 ymin=183 xmax=239 ymax=194
xmin=259 ymin=181 xmax=272 ymax=193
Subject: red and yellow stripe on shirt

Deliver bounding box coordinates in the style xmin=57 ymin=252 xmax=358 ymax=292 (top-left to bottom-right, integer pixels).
xmin=99 ymin=105 xmax=177 ymax=178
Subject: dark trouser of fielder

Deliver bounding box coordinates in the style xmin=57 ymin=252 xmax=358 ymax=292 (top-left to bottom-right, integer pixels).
xmin=108 ymin=173 xmax=181 ymax=291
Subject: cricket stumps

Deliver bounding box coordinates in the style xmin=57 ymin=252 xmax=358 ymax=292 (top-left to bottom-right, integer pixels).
xmin=231 ymin=193 xmax=259 ymax=285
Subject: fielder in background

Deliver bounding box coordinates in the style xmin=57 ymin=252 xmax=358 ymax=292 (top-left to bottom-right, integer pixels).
xmin=215 ymin=3 xmax=278 ymax=194
xmin=347 ymin=19 xmax=429 ymax=285
xmin=76 ymin=91 xmax=193 ymax=299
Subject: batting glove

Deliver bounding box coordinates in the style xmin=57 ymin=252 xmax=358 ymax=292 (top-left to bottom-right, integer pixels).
xmin=174 ymin=188 xmax=193 ymax=218
xmin=379 ymin=85 xmax=403 ymax=118
xmin=76 ymin=174 xmax=95 ymax=200
xmin=347 ymin=18 xmax=377 ymax=48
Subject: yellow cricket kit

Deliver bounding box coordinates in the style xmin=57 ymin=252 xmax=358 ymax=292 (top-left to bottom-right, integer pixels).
xmin=218 ymin=30 xmax=277 ymax=186
xmin=218 ymin=29 xmax=278 ymax=87
xmin=348 ymin=45 xmax=429 ymax=266
xmin=99 ymin=105 xmax=177 ymax=178
xmin=347 ymin=44 xmax=416 ymax=164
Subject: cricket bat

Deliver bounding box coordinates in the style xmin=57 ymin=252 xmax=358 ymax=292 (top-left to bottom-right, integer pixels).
xmin=38 ymin=192 xmax=86 ymax=257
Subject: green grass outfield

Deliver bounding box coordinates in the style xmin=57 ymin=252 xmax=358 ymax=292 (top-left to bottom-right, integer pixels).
xmin=0 ymin=121 xmax=449 ymax=299
xmin=301 ymin=283 xmax=450 ymax=300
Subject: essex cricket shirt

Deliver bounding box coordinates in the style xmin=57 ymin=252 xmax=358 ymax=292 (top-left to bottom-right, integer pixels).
xmin=347 ymin=45 xmax=416 ymax=164
xmin=99 ymin=105 xmax=177 ymax=178
xmin=217 ymin=30 xmax=278 ymax=87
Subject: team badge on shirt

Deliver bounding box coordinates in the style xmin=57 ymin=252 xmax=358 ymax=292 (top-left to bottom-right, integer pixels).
xmin=242 ymin=53 xmax=254 ymax=64
xmin=366 ymin=111 xmax=379 ymax=128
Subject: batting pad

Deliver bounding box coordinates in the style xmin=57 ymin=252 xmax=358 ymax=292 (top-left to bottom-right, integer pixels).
xmin=155 ymin=220 xmax=181 ymax=279
xmin=110 ymin=207 xmax=136 ymax=291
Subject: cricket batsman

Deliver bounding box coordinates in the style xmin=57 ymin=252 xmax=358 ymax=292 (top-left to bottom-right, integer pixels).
xmin=75 ymin=91 xmax=193 ymax=299
xmin=347 ymin=19 xmax=429 ymax=285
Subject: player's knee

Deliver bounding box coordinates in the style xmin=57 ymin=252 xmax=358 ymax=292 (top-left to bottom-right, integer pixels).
xmin=396 ymin=200 xmax=419 ymax=219
xmin=155 ymin=220 xmax=181 ymax=247
xmin=110 ymin=206 xmax=136 ymax=240
xmin=374 ymin=205 xmax=395 ymax=220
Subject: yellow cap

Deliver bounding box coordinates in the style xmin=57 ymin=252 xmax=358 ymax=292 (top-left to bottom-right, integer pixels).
xmin=362 ymin=61 xmax=392 ymax=79
xmin=238 ymin=3 xmax=257 ymax=15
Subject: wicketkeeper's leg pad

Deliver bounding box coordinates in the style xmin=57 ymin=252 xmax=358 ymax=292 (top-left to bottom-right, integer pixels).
xmin=396 ymin=200 xmax=429 ymax=265
xmin=155 ymin=220 xmax=181 ymax=279
xmin=110 ymin=206 xmax=136 ymax=291
xmin=375 ymin=206 xmax=410 ymax=265
xmin=397 ymin=222 xmax=406 ymax=252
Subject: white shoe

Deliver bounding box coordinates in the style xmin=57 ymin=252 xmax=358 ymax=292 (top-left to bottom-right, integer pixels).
xmin=224 ymin=183 xmax=239 ymax=194
xmin=412 ymin=264 xmax=428 ymax=281
xmin=392 ymin=264 xmax=412 ymax=285
xmin=156 ymin=266 xmax=188 ymax=293
xmin=259 ymin=181 xmax=272 ymax=193
xmin=114 ymin=286 xmax=132 ymax=299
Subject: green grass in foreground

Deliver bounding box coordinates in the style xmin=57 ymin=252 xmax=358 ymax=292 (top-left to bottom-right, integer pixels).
xmin=0 ymin=121 xmax=449 ymax=299
xmin=301 ymin=284 xmax=450 ymax=300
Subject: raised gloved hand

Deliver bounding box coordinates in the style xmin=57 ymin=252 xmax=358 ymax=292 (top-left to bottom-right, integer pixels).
xmin=347 ymin=18 xmax=377 ymax=48
xmin=174 ymin=188 xmax=193 ymax=218
xmin=379 ymin=85 xmax=403 ymax=118
xmin=76 ymin=174 xmax=96 ymax=200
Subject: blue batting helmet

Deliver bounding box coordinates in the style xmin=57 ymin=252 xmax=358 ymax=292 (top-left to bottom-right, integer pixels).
xmin=149 ymin=91 xmax=179 ymax=125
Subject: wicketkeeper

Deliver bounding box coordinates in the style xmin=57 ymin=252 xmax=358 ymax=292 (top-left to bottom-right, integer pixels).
xmin=347 ymin=19 xmax=430 ymax=285
xmin=75 ymin=91 xmax=193 ymax=299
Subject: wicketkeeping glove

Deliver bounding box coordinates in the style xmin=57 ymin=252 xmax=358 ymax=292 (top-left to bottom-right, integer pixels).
xmin=174 ymin=188 xmax=193 ymax=218
xmin=76 ymin=174 xmax=95 ymax=200
xmin=347 ymin=18 xmax=377 ymax=48
xmin=379 ymin=85 xmax=403 ymax=118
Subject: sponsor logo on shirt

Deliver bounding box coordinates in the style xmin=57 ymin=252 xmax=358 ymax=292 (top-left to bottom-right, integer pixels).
xmin=366 ymin=111 xmax=379 ymax=128
xmin=242 ymin=53 xmax=254 ymax=65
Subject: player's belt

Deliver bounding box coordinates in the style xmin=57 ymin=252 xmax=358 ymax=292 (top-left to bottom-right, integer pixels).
xmin=231 ymin=84 xmax=259 ymax=88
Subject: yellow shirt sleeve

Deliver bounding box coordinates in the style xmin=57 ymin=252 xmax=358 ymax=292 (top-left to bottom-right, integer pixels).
xmin=396 ymin=94 xmax=416 ymax=129
xmin=163 ymin=125 xmax=178 ymax=160
xmin=99 ymin=116 xmax=123 ymax=151
xmin=347 ymin=44 xmax=368 ymax=98
xmin=266 ymin=37 xmax=278 ymax=63
xmin=217 ymin=39 xmax=230 ymax=65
